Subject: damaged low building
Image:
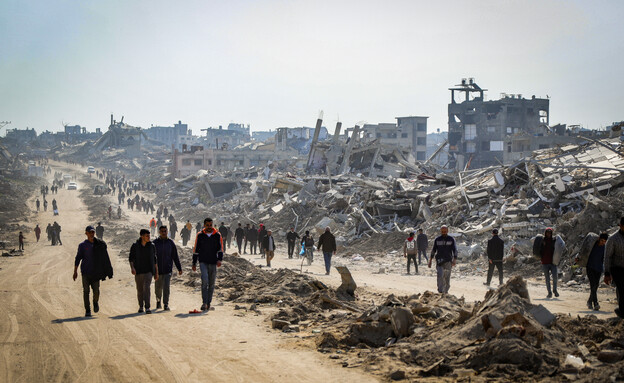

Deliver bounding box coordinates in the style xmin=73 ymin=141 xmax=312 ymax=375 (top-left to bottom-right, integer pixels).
xmin=93 ymin=114 xmax=146 ymax=157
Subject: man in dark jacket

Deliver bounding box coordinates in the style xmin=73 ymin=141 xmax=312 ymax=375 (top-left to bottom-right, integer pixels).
xmin=416 ymin=229 xmax=428 ymax=265
xmin=73 ymin=225 xmax=114 ymax=317
xmin=604 ymin=217 xmax=624 ymax=318
xmin=153 ymin=225 xmax=182 ymax=311
xmin=262 ymin=229 xmax=277 ymax=267
xmin=129 ymin=229 xmax=159 ymax=314
xmin=243 ymin=223 xmax=251 ymax=254
xmin=218 ymin=222 xmax=229 ymax=253
xmin=286 ymin=228 xmax=300 ymax=259
xmin=95 ymin=222 xmax=104 ymax=240
xmin=317 ymin=227 xmax=337 ymax=275
xmin=170 ymin=220 xmax=178 ymax=241
xmin=534 ymin=228 xmax=565 ymax=298
xmin=428 ymin=225 xmax=457 ymax=294
xmin=485 ymin=229 xmax=504 ymax=286
xmin=234 ymin=223 xmax=245 ymax=254
xmin=247 ymin=224 xmax=258 ymax=255
xmin=193 ymin=218 xmax=223 ymax=311
xmin=258 ymin=224 xmax=267 ymax=258
xmin=577 ymin=232 xmax=608 ymax=310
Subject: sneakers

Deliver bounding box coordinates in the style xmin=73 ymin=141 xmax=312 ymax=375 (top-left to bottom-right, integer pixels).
xmin=201 ymin=304 xmax=208 ymax=311
xmin=156 ymin=301 xmax=162 ymax=310
xmin=85 ymin=311 xmax=92 ymax=317
xmin=594 ymin=304 xmax=600 ymax=311
xmin=138 ymin=308 xmax=144 ymax=313
xmin=483 ymin=282 xmax=490 ymax=286
xmin=546 ymin=293 xmax=552 ymax=299
xmin=164 ymin=305 xmax=170 ymax=311
xmin=554 ymin=290 xmax=560 ymax=298
xmin=146 ymin=309 xmax=152 ymax=314
xmin=93 ymin=302 xmax=99 ymax=313
xmin=587 ymin=302 xmax=593 ymax=310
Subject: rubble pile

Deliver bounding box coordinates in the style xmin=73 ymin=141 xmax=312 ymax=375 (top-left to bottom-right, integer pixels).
xmin=306 ymin=276 xmax=624 ymax=381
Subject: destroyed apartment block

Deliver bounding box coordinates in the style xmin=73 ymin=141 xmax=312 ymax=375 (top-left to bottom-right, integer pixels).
xmin=92 ymin=114 xmax=146 ymax=157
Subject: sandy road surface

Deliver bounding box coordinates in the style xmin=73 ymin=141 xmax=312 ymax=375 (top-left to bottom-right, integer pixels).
xmin=0 ymin=162 xmax=376 ymax=383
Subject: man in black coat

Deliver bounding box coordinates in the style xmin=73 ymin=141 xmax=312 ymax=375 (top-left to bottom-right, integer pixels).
xmin=73 ymin=225 xmax=114 ymax=317
xmin=153 ymin=225 xmax=182 ymax=310
xmin=234 ymin=223 xmax=245 ymax=254
xmin=286 ymin=228 xmax=300 ymax=259
xmin=129 ymin=229 xmax=159 ymax=314
xmin=485 ymin=229 xmax=504 ymax=286
xmin=219 ymin=222 xmax=229 ymax=253
xmin=317 ymin=227 xmax=337 ymax=275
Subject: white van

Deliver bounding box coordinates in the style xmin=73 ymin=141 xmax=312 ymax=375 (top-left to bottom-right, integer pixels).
xmin=87 ymin=166 xmax=95 ymax=174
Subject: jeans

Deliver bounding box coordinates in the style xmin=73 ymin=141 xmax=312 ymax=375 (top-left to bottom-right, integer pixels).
xmin=305 ymin=248 xmax=314 ymax=265
xmin=155 ymin=273 xmax=172 ymax=306
xmin=82 ymin=274 xmax=100 ymax=312
xmin=417 ymin=249 xmax=428 ymax=264
xmin=200 ymin=263 xmax=217 ymax=306
xmin=135 ymin=273 xmax=153 ymax=309
xmin=265 ymin=250 xmax=274 ymax=266
xmin=487 ymin=260 xmax=504 ymax=285
xmin=587 ymin=268 xmax=601 ymax=307
xmin=323 ymin=252 xmax=332 ymax=274
xmin=406 ymin=254 xmax=417 ymax=273
xmin=250 ymin=240 xmax=257 ymax=255
xmin=236 ymin=238 xmax=243 ymax=254
xmin=611 ymin=266 xmax=624 ymax=314
xmin=436 ymin=261 xmax=452 ymax=293
xmin=542 ymin=264 xmax=558 ymax=294
xmin=287 ymin=241 xmax=296 ymax=258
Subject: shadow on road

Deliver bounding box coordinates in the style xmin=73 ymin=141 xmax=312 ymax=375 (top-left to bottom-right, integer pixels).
xmin=51 ymin=316 xmax=95 ymax=323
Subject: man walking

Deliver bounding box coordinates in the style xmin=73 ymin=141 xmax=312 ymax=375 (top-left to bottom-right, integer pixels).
xmin=149 ymin=217 xmax=157 ymax=236
xmin=243 ymin=223 xmax=251 ymax=254
xmin=18 ymin=232 xmax=25 ymax=251
xmin=219 ymin=222 xmax=228 ymax=253
xmin=403 ymin=231 xmax=418 ymax=274
xmin=234 ymin=223 xmax=245 ymax=254
xmin=192 ymin=218 xmax=223 ymax=311
xmin=36 ymin=198 xmax=40 ymax=211
xmin=484 ymin=229 xmax=504 ymax=286
xmin=258 ymin=224 xmax=267 ymax=257
xmin=604 ymin=217 xmax=624 ymax=318
xmin=73 ymin=225 xmax=114 ymax=317
xmin=533 ymin=227 xmax=565 ymax=298
xmin=247 ymin=224 xmax=258 ymax=255
xmin=286 ymin=227 xmax=300 ymax=259
xmin=428 ymin=225 xmax=458 ymax=294
xmin=95 ymin=222 xmax=104 ymax=240
xmin=317 ymin=227 xmax=337 ymax=275
xmin=53 ymin=221 xmax=62 ymax=245
xmin=302 ymin=231 xmax=315 ymax=266
xmin=170 ymin=220 xmax=178 ymax=241
xmin=416 ymin=228 xmax=429 ymax=265
xmin=129 ymin=229 xmax=159 ymax=314
xmin=263 ymin=229 xmax=276 ymax=267
xmin=153 ymin=226 xmax=182 ymax=311
xmin=34 ymin=224 xmax=41 ymax=242
xmin=577 ymin=232 xmax=608 ymax=310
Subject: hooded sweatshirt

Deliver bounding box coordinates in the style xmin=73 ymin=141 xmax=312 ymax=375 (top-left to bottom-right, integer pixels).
xmin=404 ymin=236 xmax=417 ymax=255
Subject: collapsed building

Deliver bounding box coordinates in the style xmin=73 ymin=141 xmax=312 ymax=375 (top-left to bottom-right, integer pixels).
xmin=447 ymin=78 xmax=609 ymax=170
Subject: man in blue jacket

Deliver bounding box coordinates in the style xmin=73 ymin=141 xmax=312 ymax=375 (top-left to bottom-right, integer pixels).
xmin=192 ymin=218 xmax=223 ymax=312
xmin=153 ymin=225 xmax=182 ymax=311
xmin=428 ymin=225 xmax=458 ymax=294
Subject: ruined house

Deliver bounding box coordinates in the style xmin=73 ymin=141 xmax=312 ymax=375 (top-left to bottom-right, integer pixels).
xmin=361 ymin=116 xmax=428 ymax=160
xmin=93 ymin=115 xmax=145 ymax=156
xmin=144 ymin=120 xmax=193 ymax=150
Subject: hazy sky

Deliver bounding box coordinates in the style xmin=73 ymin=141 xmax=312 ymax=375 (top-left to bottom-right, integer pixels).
xmin=1 ymin=0 xmax=623 ymax=135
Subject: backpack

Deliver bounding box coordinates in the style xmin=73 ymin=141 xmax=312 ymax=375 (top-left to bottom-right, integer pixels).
xmin=305 ymin=236 xmax=314 ymax=247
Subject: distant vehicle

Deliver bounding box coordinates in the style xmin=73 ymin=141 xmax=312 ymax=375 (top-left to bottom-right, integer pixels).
xmin=67 ymin=182 xmax=78 ymax=190
xmin=87 ymin=166 xmax=95 ymax=174
xmin=63 ymin=174 xmax=72 ymax=184
xmin=28 ymin=160 xmax=35 ymax=166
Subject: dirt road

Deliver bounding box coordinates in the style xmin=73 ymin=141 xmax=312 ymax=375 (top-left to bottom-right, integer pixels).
xmin=0 ymin=163 xmax=376 ymax=383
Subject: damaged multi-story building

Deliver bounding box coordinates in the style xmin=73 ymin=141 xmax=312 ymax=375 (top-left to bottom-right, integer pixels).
xmin=93 ymin=115 xmax=146 ymax=156
xmin=361 ymin=116 xmax=428 ymax=160
xmin=447 ymin=78 xmax=593 ymax=170
xmin=144 ymin=121 xmax=195 ymax=150
xmin=200 ymin=123 xmax=251 ymax=149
